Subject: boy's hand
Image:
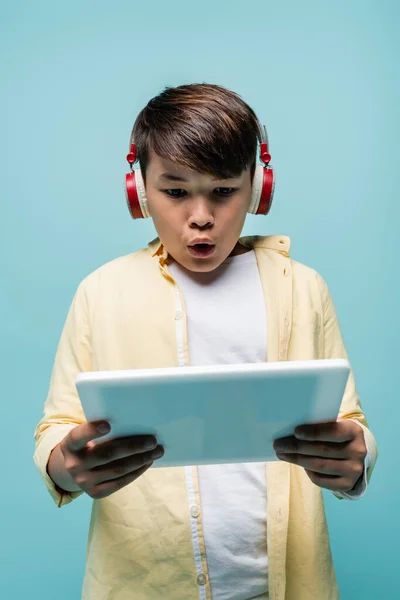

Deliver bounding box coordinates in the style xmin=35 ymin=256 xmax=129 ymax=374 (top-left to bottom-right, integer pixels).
xmin=273 ymin=419 xmax=367 ymax=493
xmin=60 ymin=421 xmax=164 ymax=499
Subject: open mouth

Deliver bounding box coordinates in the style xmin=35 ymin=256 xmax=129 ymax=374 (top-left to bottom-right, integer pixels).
xmin=188 ymin=243 xmax=216 ymax=258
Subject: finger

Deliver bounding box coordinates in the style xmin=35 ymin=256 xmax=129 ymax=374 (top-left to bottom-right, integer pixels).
xmin=84 ymin=435 xmax=158 ymax=469
xmin=294 ymin=420 xmax=356 ymax=443
xmin=65 ymin=421 xmax=111 ymax=453
xmin=90 ymin=462 xmax=154 ymax=500
xmin=276 ymin=453 xmax=347 ymax=476
xmin=274 ymin=437 xmax=349 ymax=459
xmin=304 ymin=469 xmax=355 ymax=493
xmin=89 ymin=446 xmax=164 ymax=484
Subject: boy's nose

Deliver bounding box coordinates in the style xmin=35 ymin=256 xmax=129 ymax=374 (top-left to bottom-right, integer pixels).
xmin=188 ymin=199 xmax=215 ymax=228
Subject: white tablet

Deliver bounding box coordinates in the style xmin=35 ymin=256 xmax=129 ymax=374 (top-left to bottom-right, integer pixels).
xmin=75 ymin=358 xmax=350 ymax=467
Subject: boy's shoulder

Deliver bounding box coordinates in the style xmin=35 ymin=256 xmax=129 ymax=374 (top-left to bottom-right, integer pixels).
xmin=242 ymin=234 xmax=324 ymax=283
xmin=79 ymin=245 xmax=153 ymax=291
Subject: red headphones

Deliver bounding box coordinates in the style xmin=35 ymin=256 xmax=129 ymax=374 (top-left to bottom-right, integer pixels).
xmin=125 ymin=121 xmax=275 ymax=219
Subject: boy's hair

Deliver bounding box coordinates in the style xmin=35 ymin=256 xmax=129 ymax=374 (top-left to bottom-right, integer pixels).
xmin=132 ymin=83 xmax=260 ymax=184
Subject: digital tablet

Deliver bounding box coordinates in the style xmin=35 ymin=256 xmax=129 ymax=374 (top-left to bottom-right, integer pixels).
xmin=75 ymin=358 xmax=350 ymax=467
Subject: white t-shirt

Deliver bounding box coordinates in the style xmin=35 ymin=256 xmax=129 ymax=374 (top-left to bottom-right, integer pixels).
xmin=169 ymin=249 xmax=269 ymax=600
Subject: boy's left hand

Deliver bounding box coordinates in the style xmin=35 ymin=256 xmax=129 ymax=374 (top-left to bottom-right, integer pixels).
xmin=273 ymin=419 xmax=367 ymax=493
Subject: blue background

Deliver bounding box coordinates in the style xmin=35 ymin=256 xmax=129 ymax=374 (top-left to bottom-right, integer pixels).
xmin=1 ymin=1 xmax=398 ymax=598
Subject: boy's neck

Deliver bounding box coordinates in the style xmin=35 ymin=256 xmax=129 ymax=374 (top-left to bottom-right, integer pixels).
xmin=228 ymin=241 xmax=252 ymax=257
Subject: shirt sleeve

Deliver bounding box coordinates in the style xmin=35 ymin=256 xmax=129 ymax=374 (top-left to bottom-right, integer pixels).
xmin=33 ymin=281 xmax=91 ymax=508
xmin=316 ymin=273 xmax=378 ymax=501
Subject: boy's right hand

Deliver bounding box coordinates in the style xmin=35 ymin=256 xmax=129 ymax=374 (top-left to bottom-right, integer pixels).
xmin=60 ymin=421 xmax=164 ymax=500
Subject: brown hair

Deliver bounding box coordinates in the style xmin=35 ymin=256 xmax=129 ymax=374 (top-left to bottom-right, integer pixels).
xmin=131 ymin=83 xmax=260 ymax=183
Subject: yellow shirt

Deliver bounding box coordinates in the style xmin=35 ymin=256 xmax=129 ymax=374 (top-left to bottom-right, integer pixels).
xmin=33 ymin=234 xmax=378 ymax=600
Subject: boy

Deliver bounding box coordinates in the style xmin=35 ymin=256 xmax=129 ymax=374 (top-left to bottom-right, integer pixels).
xmin=33 ymin=83 xmax=378 ymax=600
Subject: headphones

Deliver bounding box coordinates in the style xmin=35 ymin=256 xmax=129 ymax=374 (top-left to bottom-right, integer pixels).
xmin=125 ymin=120 xmax=275 ymax=219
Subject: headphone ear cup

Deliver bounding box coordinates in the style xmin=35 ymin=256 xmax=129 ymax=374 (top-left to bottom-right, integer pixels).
xmin=125 ymin=171 xmax=143 ymax=219
xmin=257 ymin=166 xmax=275 ymax=215
xmin=248 ymin=164 xmax=263 ymax=214
xmin=248 ymin=164 xmax=275 ymax=215
xmin=124 ymin=168 xmax=151 ymax=219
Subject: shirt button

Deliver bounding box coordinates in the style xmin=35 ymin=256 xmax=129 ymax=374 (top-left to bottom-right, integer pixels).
xmin=197 ymin=573 xmax=207 ymax=586
xmin=190 ymin=505 xmax=200 ymax=518
xmin=175 ymin=310 xmax=183 ymax=320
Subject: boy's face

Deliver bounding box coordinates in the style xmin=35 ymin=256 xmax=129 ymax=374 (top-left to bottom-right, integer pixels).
xmin=144 ymin=150 xmax=252 ymax=272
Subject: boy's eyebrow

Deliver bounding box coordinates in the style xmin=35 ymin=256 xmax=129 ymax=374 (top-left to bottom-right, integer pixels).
xmin=159 ymin=173 xmax=191 ymax=182
xmin=159 ymin=172 xmax=235 ymax=182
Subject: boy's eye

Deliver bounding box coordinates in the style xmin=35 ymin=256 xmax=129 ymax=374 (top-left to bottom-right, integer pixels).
xmin=214 ymin=187 xmax=236 ymax=196
xmin=164 ymin=189 xmax=187 ymax=198
xmin=163 ymin=188 xmax=237 ymax=198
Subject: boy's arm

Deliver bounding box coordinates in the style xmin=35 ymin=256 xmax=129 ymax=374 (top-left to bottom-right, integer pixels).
xmin=33 ymin=281 xmax=91 ymax=508
xmin=316 ymin=273 xmax=378 ymax=500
